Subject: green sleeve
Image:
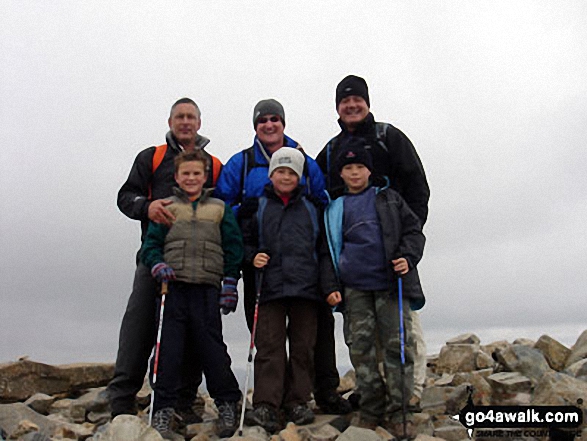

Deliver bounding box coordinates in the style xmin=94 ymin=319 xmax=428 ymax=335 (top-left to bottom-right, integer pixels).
xmin=221 ymin=203 xmax=244 ymax=279
xmin=140 ymin=221 xmax=170 ymax=270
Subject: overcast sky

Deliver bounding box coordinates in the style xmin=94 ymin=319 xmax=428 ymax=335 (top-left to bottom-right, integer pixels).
xmin=1 ymin=1 xmax=586 ymax=372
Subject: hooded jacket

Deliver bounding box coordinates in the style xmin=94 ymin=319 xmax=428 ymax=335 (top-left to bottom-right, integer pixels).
xmin=214 ymin=135 xmax=328 ymax=216
xmin=325 ymin=186 xmax=426 ymax=310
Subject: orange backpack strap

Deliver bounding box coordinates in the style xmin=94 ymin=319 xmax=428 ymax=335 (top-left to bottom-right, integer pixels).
xmin=152 ymin=144 xmax=168 ymax=173
xmin=148 ymin=144 xmax=168 ymax=199
xmin=210 ymin=155 xmax=223 ymax=186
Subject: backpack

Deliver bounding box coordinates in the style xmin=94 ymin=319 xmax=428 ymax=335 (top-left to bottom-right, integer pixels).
xmin=237 ymin=145 xmax=311 ymax=204
xmin=148 ymin=144 xmax=222 ymax=198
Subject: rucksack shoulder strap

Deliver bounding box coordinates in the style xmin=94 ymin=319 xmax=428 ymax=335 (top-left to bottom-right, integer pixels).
xmin=152 ymin=144 xmax=168 ymax=173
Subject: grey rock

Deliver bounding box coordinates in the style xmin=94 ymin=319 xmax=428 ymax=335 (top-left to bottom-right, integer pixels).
xmin=487 ymin=372 xmax=532 ymax=396
xmin=298 ymin=421 xmax=341 ymax=441
xmin=495 ymin=344 xmax=552 ymax=384
xmin=421 ymin=386 xmax=455 ymax=416
xmin=91 ymin=414 xmax=163 ymax=440
xmin=436 ymin=344 xmax=479 ymax=375
xmin=534 ymin=334 xmax=571 ymax=371
xmin=433 ymin=424 xmax=469 ymax=441
xmin=413 ymin=412 xmax=434 ymax=436
xmin=23 ymin=393 xmax=55 ymax=415
xmin=0 ymin=403 xmax=56 ymax=438
xmin=0 ymin=360 xmax=114 ymax=402
xmin=566 ymin=329 xmax=587 ymax=368
xmin=338 ymin=425 xmax=382 ymax=441
xmin=445 ymin=384 xmax=471 ymax=415
xmin=446 ymin=333 xmax=480 ymax=346
xmin=564 ymin=358 xmax=587 ymax=379
xmin=512 ymin=338 xmax=535 ymax=347
xmin=475 ymin=350 xmax=495 ymax=370
xmin=532 ymin=371 xmax=587 ymax=406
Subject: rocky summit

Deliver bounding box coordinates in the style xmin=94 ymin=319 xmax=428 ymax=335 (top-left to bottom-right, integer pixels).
xmin=1 ymin=330 xmax=586 ymax=440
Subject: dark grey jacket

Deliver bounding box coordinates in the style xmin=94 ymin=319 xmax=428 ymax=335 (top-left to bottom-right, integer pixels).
xmin=241 ymin=186 xmax=339 ymax=305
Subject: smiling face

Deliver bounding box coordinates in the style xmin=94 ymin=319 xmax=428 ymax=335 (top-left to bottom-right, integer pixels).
xmin=270 ymin=166 xmax=299 ymax=196
xmin=337 ymin=95 xmax=370 ymax=131
xmin=255 ymin=114 xmax=285 ymax=152
xmin=168 ymin=103 xmax=201 ymax=150
xmin=340 ymin=163 xmax=371 ymax=194
xmin=175 ymin=160 xmax=207 ymax=200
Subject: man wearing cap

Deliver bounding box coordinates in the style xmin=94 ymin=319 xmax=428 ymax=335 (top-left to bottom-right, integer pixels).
xmin=315 ymin=75 xmax=430 ymax=408
xmin=215 ymin=98 xmax=327 ymax=334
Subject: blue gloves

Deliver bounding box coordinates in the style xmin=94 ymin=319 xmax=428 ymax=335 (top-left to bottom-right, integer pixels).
xmin=151 ymin=263 xmax=176 ymax=283
xmin=220 ymin=277 xmax=238 ymax=315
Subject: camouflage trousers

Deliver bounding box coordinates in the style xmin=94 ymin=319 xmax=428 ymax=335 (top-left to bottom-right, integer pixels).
xmin=344 ymin=287 xmax=414 ymax=423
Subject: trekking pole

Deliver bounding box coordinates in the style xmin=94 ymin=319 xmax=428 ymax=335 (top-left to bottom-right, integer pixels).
xmin=238 ymin=254 xmax=268 ymax=436
xmin=397 ymin=276 xmax=408 ymax=440
xmin=149 ymin=281 xmax=168 ymax=425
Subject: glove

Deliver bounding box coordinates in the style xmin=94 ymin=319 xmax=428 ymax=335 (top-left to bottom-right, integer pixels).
xmin=219 ymin=277 xmax=238 ymax=315
xmin=151 ymin=262 xmax=176 ymax=283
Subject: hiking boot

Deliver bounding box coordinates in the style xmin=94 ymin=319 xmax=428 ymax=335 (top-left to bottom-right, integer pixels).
xmin=216 ymin=401 xmax=238 ymax=438
xmin=347 ymin=391 xmax=361 ymax=411
xmin=286 ymin=404 xmax=315 ymax=425
xmin=110 ymin=398 xmax=138 ymax=418
xmin=244 ymin=404 xmax=280 ymax=433
xmin=176 ymin=405 xmax=203 ymax=426
xmin=151 ymin=407 xmax=182 ymax=440
xmin=315 ymin=390 xmax=353 ymax=415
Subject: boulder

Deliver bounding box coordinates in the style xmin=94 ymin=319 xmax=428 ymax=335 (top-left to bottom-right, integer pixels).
xmin=446 ymin=333 xmax=480 ymax=346
xmin=337 ymin=426 xmax=382 ymax=441
xmin=436 ymin=344 xmax=479 ymax=374
xmin=565 ymin=358 xmax=587 ymax=379
xmin=532 ymin=371 xmax=587 ymax=406
xmin=566 ymin=329 xmax=587 ymax=368
xmin=534 ymin=334 xmax=571 ymax=371
xmin=495 ymin=344 xmax=552 ymax=384
xmin=24 ymin=393 xmax=55 ymax=415
xmin=0 ymin=360 xmax=113 ymax=402
xmin=91 ymin=414 xmax=162 ymax=440
xmin=433 ymin=424 xmax=469 ymax=441
xmin=0 ymin=403 xmax=56 ymax=438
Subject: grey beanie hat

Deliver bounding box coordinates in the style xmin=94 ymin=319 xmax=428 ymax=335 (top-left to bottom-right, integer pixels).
xmin=268 ymin=148 xmax=305 ymax=178
xmin=253 ymin=99 xmax=286 ymax=128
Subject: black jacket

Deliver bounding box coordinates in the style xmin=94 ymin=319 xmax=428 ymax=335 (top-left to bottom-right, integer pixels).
xmin=316 ymin=113 xmax=430 ymax=225
xmin=117 ymin=132 xmax=217 ymax=243
xmin=240 ymin=186 xmax=339 ymax=305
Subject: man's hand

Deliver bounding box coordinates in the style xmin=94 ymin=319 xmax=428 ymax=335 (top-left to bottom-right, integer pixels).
xmin=253 ymin=252 xmax=270 ymax=269
xmin=326 ymin=291 xmax=342 ymax=306
xmin=148 ymin=199 xmax=175 ymax=227
xmin=220 ymin=277 xmax=238 ymax=315
xmin=392 ymin=258 xmax=409 ymax=275
xmin=151 ymin=262 xmax=176 ymax=283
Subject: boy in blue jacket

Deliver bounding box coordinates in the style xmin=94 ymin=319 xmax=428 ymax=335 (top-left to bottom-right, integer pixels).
xmin=324 ymin=139 xmax=425 ymax=439
xmin=141 ymin=150 xmax=242 ymax=439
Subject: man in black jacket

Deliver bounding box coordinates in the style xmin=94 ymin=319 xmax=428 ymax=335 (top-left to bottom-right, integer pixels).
xmin=314 ymin=75 xmax=430 ymax=410
xmin=108 ymin=98 xmax=222 ymax=421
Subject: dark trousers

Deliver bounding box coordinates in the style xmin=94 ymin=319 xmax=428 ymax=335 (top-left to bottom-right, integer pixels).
xmin=152 ymin=282 xmax=241 ymax=412
xmin=108 ymin=263 xmax=202 ymax=412
xmin=253 ymin=298 xmax=318 ymax=409
xmin=243 ymin=265 xmax=341 ymax=398
xmin=313 ymin=302 xmax=341 ymax=398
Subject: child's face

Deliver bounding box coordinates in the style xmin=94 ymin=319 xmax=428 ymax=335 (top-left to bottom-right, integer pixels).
xmin=270 ymin=167 xmax=299 ymax=196
xmin=175 ymin=160 xmax=207 ymax=199
xmin=340 ymin=163 xmax=371 ymax=193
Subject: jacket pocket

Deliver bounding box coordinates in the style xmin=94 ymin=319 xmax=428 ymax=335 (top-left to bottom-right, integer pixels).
xmin=203 ymin=241 xmax=224 ymax=276
xmin=164 ymin=240 xmax=185 ymax=271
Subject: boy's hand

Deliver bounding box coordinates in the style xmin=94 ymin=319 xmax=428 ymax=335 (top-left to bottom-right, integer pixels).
xmin=220 ymin=277 xmax=238 ymax=315
xmin=253 ymin=253 xmax=270 ymax=269
xmin=151 ymin=262 xmax=176 ymax=283
xmin=326 ymin=291 xmax=342 ymax=306
xmin=148 ymin=199 xmax=175 ymax=227
xmin=392 ymin=258 xmax=409 ymax=275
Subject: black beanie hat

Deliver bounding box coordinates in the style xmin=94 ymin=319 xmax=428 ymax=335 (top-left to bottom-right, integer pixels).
xmin=253 ymin=99 xmax=286 ymax=128
xmin=336 ymin=137 xmax=373 ymax=172
xmin=335 ymin=75 xmax=370 ymax=108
